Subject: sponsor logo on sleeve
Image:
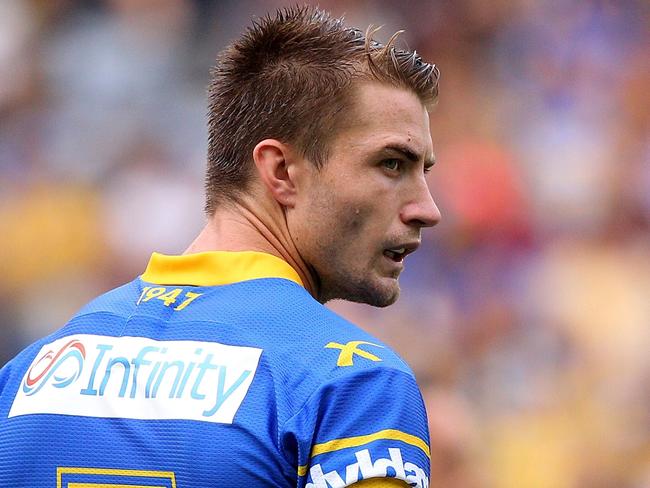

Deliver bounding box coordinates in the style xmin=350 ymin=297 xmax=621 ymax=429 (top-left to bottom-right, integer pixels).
xmin=9 ymin=334 xmax=262 ymax=424
xmin=305 ymin=448 xmax=429 ymax=488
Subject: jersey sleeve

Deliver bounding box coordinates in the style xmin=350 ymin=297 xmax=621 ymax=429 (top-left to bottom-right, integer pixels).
xmin=281 ymin=366 xmax=431 ymax=488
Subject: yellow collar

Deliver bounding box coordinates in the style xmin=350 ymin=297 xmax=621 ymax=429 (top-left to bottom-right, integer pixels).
xmin=141 ymin=251 xmax=303 ymax=287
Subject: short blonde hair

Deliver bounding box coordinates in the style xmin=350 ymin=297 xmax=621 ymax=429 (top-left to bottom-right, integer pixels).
xmin=205 ymin=5 xmax=440 ymax=213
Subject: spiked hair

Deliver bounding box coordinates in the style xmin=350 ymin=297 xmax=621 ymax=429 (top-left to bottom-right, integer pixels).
xmin=205 ymin=6 xmax=439 ymax=212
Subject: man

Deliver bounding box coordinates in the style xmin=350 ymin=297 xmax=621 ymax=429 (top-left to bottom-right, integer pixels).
xmin=0 ymin=6 xmax=440 ymax=487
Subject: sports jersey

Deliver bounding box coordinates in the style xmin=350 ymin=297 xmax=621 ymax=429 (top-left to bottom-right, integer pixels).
xmin=0 ymin=251 xmax=431 ymax=487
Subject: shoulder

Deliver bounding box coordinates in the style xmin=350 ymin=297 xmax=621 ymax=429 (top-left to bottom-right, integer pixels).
xmin=257 ymin=283 xmax=425 ymax=423
xmin=277 ymin=319 xmax=430 ymax=488
xmin=73 ymin=280 xmax=141 ymax=319
xmin=302 ymin=297 xmax=415 ymax=380
xmin=242 ymin=281 xmax=416 ymax=390
xmin=251 ymin=288 xmax=430 ymax=486
xmin=0 ymin=279 xmax=142 ymax=407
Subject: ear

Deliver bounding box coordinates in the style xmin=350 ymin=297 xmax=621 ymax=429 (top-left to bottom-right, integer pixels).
xmin=252 ymin=139 xmax=298 ymax=207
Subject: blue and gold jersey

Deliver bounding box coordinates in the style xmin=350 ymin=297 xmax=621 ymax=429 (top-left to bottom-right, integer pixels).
xmin=0 ymin=252 xmax=430 ymax=487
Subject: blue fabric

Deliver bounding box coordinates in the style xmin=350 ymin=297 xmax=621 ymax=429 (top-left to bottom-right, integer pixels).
xmin=0 ymin=275 xmax=430 ymax=487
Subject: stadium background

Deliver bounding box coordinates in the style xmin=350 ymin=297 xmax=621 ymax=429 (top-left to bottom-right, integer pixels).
xmin=0 ymin=0 xmax=648 ymax=486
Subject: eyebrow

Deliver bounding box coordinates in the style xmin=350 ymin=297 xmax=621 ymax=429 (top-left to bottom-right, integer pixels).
xmin=383 ymin=143 xmax=436 ymax=169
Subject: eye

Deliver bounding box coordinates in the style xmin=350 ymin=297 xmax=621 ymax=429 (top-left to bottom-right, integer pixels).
xmin=382 ymin=159 xmax=402 ymax=172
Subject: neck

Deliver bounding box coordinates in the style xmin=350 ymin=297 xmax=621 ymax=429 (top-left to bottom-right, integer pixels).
xmin=184 ymin=196 xmax=318 ymax=297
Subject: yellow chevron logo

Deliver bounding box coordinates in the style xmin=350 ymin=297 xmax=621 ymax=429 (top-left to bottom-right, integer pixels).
xmin=325 ymin=341 xmax=384 ymax=367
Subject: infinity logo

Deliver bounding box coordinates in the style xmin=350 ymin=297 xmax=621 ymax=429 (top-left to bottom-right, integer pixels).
xmin=23 ymin=339 xmax=86 ymax=396
xmin=11 ymin=335 xmax=262 ymax=424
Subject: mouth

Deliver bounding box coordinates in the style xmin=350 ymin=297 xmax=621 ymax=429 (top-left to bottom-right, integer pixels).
xmin=382 ymin=241 xmax=419 ymax=263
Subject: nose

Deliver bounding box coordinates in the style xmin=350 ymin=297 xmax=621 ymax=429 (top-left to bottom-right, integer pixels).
xmin=400 ymin=178 xmax=441 ymax=228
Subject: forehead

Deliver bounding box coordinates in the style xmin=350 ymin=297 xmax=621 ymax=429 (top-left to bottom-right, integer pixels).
xmin=331 ymin=81 xmax=432 ymax=155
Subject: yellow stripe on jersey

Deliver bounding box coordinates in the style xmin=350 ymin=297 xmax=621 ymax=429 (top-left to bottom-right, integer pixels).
xmin=57 ymin=467 xmax=176 ymax=488
xmin=312 ymin=429 xmax=431 ymax=458
xmin=142 ymin=251 xmax=303 ymax=287
xmin=68 ymin=484 xmax=165 ymax=488
xmin=297 ymin=428 xmax=430 ymax=476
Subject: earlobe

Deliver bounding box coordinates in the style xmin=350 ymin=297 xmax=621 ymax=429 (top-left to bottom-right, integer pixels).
xmin=252 ymin=139 xmax=297 ymax=207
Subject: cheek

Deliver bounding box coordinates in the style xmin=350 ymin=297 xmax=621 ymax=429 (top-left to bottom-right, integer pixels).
xmin=335 ymin=203 xmax=377 ymax=241
xmin=307 ymin=180 xmax=387 ymax=247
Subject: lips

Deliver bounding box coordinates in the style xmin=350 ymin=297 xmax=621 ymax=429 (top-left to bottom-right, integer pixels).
xmin=383 ymin=242 xmax=419 ymax=262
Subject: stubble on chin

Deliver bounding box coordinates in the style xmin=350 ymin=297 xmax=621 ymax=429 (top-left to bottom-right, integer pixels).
xmin=317 ymin=266 xmax=401 ymax=307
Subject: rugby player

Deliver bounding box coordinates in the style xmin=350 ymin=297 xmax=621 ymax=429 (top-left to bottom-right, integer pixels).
xmin=0 ymin=6 xmax=440 ymax=487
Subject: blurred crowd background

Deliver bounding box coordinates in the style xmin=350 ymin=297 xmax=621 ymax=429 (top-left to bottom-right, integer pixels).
xmin=1 ymin=0 xmax=649 ymax=486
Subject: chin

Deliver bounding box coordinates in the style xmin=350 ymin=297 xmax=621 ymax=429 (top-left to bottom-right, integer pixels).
xmin=321 ymin=276 xmax=401 ymax=307
xmin=362 ymin=292 xmax=399 ymax=308
xmin=365 ymin=282 xmax=400 ymax=308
